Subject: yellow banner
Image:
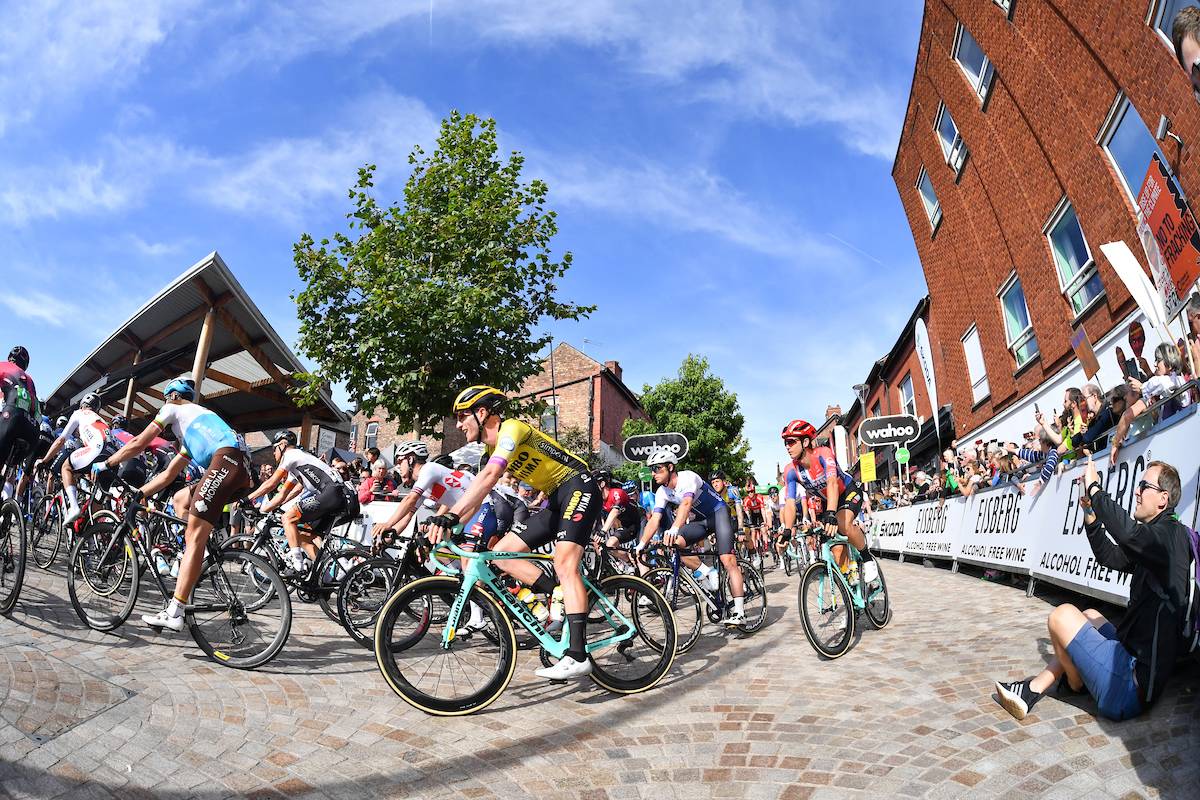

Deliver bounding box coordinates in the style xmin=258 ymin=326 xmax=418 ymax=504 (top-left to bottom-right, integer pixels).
xmin=860 ymin=451 xmax=876 ymax=483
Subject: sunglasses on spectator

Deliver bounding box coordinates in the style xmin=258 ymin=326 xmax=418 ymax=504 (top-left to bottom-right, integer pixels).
xmin=1136 ymin=479 xmax=1165 ymax=494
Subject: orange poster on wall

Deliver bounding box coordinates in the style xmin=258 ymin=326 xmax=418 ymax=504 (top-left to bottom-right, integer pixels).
xmin=1136 ymin=154 xmax=1200 ymax=307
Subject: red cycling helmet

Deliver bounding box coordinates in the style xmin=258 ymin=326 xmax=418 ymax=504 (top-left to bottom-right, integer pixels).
xmin=781 ymin=419 xmax=816 ymax=441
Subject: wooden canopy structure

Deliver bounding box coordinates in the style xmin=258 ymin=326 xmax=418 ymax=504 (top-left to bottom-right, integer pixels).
xmin=44 ymin=252 xmax=348 ymax=445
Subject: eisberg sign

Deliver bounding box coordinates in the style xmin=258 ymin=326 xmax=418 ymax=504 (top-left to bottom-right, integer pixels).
xmin=622 ymin=432 xmax=690 ymax=462
xmin=857 ymin=414 xmax=920 ymax=447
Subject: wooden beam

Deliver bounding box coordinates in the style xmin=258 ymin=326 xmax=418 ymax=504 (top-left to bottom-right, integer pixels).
xmin=141 ymin=386 xmax=165 ymax=401
xmin=214 ymin=307 xmax=298 ymax=393
xmin=130 ymin=394 xmax=157 ymax=415
xmin=192 ymin=308 xmax=217 ymax=400
xmin=191 ymin=277 xmax=217 ymax=307
xmin=300 ymin=412 xmax=313 ymax=450
xmin=122 ymin=350 xmax=142 ymax=417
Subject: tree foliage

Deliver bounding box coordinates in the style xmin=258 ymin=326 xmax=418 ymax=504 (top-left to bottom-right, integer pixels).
xmin=554 ymin=425 xmax=600 ymax=470
xmin=290 ymin=111 xmax=593 ymax=435
xmin=621 ymin=354 xmax=754 ymax=485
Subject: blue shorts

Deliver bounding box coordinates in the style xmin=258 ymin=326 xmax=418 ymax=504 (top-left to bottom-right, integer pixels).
xmin=459 ymin=504 xmax=498 ymax=549
xmin=1066 ymin=622 xmax=1143 ymax=721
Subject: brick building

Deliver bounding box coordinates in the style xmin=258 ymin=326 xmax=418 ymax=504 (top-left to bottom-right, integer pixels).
xmin=351 ymin=342 xmax=646 ymax=465
xmin=891 ymin=0 xmax=1200 ymax=446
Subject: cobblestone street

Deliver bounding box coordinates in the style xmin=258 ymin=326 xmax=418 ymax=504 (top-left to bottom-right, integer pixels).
xmin=1 ymin=557 xmax=1196 ymax=800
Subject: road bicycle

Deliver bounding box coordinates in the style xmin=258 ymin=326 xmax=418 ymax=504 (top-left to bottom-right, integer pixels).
xmin=797 ymin=529 xmax=891 ymax=659
xmin=0 ymin=444 xmax=31 ymax=615
xmin=641 ymin=543 xmax=767 ymax=654
xmin=781 ymin=526 xmax=817 ymax=577
xmin=374 ymin=538 xmax=677 ymax=716
xmin=337 ymin=525 xmax=436 ymax=649
xmin=67 ymin=483 xmax=291 ymax=669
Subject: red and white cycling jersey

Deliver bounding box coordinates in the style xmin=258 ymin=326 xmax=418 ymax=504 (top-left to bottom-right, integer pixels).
xmin=61 ymin=409 xmax=109 ymax=470
xmin=410 ymin=462 xmax=473 ymax=508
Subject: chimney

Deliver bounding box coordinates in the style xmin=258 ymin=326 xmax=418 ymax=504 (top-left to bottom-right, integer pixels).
xmin=825 ymin=404 xmax=841 ymax=419
xmin=604 ymin=360 xmax=622 ymax=381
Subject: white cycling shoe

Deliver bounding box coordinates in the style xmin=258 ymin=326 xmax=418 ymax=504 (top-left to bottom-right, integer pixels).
xmin=141 ymin=608 xmax=185 ymax=632
xmin=535 ymin=655 xmax=593 ymax=680
xmin=722 ymin=610 xmax=746 ymax=627
xmin=63 ymin=503 xmax=82 ymax=526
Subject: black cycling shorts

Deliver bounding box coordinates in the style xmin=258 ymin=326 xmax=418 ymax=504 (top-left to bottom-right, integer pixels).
xmin=22 ymin=432 xmax=52 ymax=474
xmin=837 ymin=483 xmax=864 ymax=517
xmin=607 ymin=526 xmax=640 ymax=545
xmin=298 ymin=482 xmax=357 ymax=535
xmin=0 ymin=411 xmax=38 ymax=470
xmin=674 ymin=511 xmax=736 ymax=556
xmin=515 ymin=472 xmax=601 ymax=550
xmin=746 ymin=510 xmax=764 ymax=527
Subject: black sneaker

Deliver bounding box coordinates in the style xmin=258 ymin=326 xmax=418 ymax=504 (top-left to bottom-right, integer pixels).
xmin=995 ymin=678 xmax=1041 ymax=720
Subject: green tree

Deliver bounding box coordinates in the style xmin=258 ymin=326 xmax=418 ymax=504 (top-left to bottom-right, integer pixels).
xmin=553 ymin=425 xmax=599 ymax=469
xmin=290 ymin=111 xmax=593 ymax=435
xmin=622 ymin=354 xmax=753 ymax=484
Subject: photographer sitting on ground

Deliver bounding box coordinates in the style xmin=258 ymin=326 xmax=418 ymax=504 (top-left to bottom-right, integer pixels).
xmin=995 ymin=456 xmax=1191 ymax=721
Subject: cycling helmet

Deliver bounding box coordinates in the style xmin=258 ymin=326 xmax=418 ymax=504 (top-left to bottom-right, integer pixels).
xmin=452 ymin=385 xmax=505 ymax=413
xmin=56 ymin=415 xmax=68 ymax=428
xmin=594 ymin=469 xmax=613 ymax=485
xmin=163 ymin=374 xmax=195 ymax=400
xmin=81 ymin=392 xmax=101 ymax=410
xmin=7 ymin=346 xmax=29 ymax=371
xmin=273 ymin=430 xmax=297 ymax=446
xmin=781 ymin=419 xmax=817 ymax=441
xmin=767 ymin=486 xmax=779 ymax=495
xmin=395 ymin=440 xmax=430 ymax=460
xmin=645 ymin=447 xmax=676 ymax=467
xmin=110 ymin=414 xmax=127 ymax=430
xmin=621 ymin=480 xmax=638 ymax=494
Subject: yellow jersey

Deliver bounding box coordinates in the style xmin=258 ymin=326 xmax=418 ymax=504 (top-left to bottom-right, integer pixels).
xmin=487 ymin=419 xmax=588 ymax=493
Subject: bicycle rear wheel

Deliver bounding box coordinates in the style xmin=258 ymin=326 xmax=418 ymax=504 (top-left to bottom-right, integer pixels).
xmin=316 ymin=546 xmax=372 ymax=624
xmin=586 ymin=574 xmax=676 ymax=694
xmin=67 ymin=522 xmax=138 ymax=630
xmin=31 ymin=497 xmax=63 ymax=569
xmin=862 ymin=558 xmax=892 ymax=629
xmin=730 ymin=559 xmax=768 ymax=633
xmin=188 ymin=549 xmax=292 ymax=669
xmin=337 ymin=557 xmax=402 ymax=649
xmin=642 ymin=567 xmax=703 ymax=654
xmin=375 ymin=575 xmax=516 ymax=716
xmin=0 ymin=500 xmax=27 ymax=614
xmin=798 ymin=561 xmax=854 ymax=658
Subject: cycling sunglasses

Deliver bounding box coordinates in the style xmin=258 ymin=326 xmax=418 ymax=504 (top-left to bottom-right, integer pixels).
xmin=783 ymin=438 xmax=801 ymax=446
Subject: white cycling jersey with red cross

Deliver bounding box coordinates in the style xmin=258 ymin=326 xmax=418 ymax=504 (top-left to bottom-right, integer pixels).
xmin=410 ymin=462 xmax=473 ymax=508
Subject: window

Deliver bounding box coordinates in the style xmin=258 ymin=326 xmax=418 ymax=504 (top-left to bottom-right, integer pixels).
xmin=898 ymin=374 xmax=917 ymax=417
xmin=953 ymin=23 xmax=995 ymax=103
xmin=916 ymin=167 xmax=942 ymax=230
xmin=1099 ymin=92 xmax=1169 ymax=202
xmin=961 ymin=326 xmax=990 ymax=403
xmin=994 ymin=0 xmax=1015 ymax=19
xmin=364 ymin=421 xmax=379 ymax=451
xmin=539 ymin=395 xmax=559 ymax=433
xmin=871 ymin=401 xmax=882 ymax=419
xmin=1150 ymin=1 xmax=1190 ymax=43
xmin=934 ymin=101 xmax=968 ymax=175
xmin=1045 ymin=199 xmax=1105 ymax=316
xmin=998 ymin=274 xmax=1040 ymax=367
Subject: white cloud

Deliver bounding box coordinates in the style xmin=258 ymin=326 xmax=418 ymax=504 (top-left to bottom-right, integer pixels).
xmin=0 ymin=1 xmax=197 ymax=136
xmin=0 ymin=291 xmax=81 ymax=328
xmin=126 ymin=234 xmax=185 ymax=258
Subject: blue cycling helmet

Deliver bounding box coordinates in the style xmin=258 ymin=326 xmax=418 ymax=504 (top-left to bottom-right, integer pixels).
xmin=622 ymin=480 xmax=638 ymax=494
xmin=163 ymin=374 xmax=195 ymax=400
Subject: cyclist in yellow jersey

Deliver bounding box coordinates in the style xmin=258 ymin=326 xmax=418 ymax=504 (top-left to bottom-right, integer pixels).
xmin=429 ymin=385 xmax=602 ymax=680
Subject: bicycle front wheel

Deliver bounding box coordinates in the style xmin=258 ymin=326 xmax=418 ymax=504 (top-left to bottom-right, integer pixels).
xmin=67 ymin=523 xmax=137 ymax=630
xmin=374 ymin=575 xmax=516 ymax=716
xmin=31 ymin=497 xmax=63 ymax=569
xmin=188 ymin=550 xmax=292 ymax=669
xmin=642 ymin=567 xmax=703 ymax=654
xmin=316 ymin=546 xmax=372 ymax=624
xmin=0 ymin=500 xmax=28 ymax=614
xmin=862 ymin=559 xmax=892 ymax=629
xmin=337 ymin=557 xmax=402 ymax=649
xmin=587 ymin=574 xmax=677 ymax=694
xmin=798 ymin=561 xmax=854 ymax=659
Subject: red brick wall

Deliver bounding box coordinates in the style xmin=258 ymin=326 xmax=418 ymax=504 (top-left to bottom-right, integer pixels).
xmin=894 ymin=0 xmax=1200 ymax=438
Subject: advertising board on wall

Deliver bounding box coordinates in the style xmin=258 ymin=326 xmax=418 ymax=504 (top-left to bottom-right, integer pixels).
xmin=866 ymin=407 xmax=1198 ymax=605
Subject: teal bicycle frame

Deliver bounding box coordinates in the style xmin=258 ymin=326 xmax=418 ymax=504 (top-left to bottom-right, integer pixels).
xmin=815 ymin=532 xmax=881 ymax=611
xmin=429 ymin=539 xmax=639 ymax=659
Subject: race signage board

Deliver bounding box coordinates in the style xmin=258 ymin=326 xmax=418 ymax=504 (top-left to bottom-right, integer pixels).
xmin=622 ymin=432 xmax=689 ymax=462
xmin=858 ymin=414 xmax=920 ymax=448
xmin=864 ymin=407 xmax=1200 ymax=605
xmin=1137 ymin=153 xmax=1200 ymax=318
xmin=859 ymin=451 xmax=876 ymax=483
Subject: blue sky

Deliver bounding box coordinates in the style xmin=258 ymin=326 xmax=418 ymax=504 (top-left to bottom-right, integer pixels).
xmin=0 ymin=0 xmax=927 ymax=479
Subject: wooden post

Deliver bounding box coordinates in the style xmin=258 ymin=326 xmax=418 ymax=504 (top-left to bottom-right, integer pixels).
xmin=300 ymin=412 xmax=313 ymax=450
xmin=192 ymin=308 xmax=216 ymax=400
xmin=122 ymin=350 xmax=142 ymax=417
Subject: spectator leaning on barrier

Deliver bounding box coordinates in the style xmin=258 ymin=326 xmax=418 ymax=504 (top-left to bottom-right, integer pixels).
xmin=1076 ymin=383 xmax=1116 ymax=454
xmin=995 ymin=456 xmax=1191 ymax=722
xmin=1111 ymin=342 xmax=1192 ymax=461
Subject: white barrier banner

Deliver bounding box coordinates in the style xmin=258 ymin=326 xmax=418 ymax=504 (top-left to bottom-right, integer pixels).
xmin=866 ymin=408 xmax=1199 ymax=605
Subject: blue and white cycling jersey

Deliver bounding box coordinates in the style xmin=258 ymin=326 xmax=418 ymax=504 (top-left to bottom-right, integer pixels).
xmin=652 ymin=470 xmax=726 ymax=521
xmin=152 ymin=402 xmax=240 ymax=471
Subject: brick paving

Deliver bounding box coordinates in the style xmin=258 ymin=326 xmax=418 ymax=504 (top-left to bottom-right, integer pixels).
xmin=0 ymin=556 xmax=1196 ymax=799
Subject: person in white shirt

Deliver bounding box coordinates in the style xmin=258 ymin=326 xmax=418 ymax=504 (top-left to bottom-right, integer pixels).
xmin=370 ymin=440 xmax=474 ymax=544
xmin=36 ymin=393 xmax=109 ymax=524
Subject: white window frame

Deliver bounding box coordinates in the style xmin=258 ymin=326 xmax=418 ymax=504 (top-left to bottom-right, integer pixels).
xmin=994 ymin=0 xmax=1015 ymax=19
xmin=1147 ymin=0 xmax=1187 ymax=50
xmin=933 ymin=101 xmax=968 ymax=176
xmin=1096 ymin=91 xmax=1171 ymax=205
xmin=952 ymin=22 xmax=996 ymax=105
xmin=364 ymin=421 xmax=379 ymax=452
xmin=915 ymin=166 xmax=943 ymax=231
xmin=1043 ymin=196 xmax=1106 ymax=318
xmin=961 ymin=325 xmax=990 ymax=404
xmin=898 ymin=374 xmax=917 ymax=418
xmin=539 ymin=395 xmax=559 ymax=432
xmin=997 ymin=272 xmax=1039 ymax=368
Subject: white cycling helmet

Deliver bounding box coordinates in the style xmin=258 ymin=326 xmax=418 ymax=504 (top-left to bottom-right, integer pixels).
xmin=645 ymin=447 xmax=677 ymax=467
xmin=395 ymin=440 xmax=430 ymax=461
xmin=81 ymin=392 xmax=101 ymax=410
